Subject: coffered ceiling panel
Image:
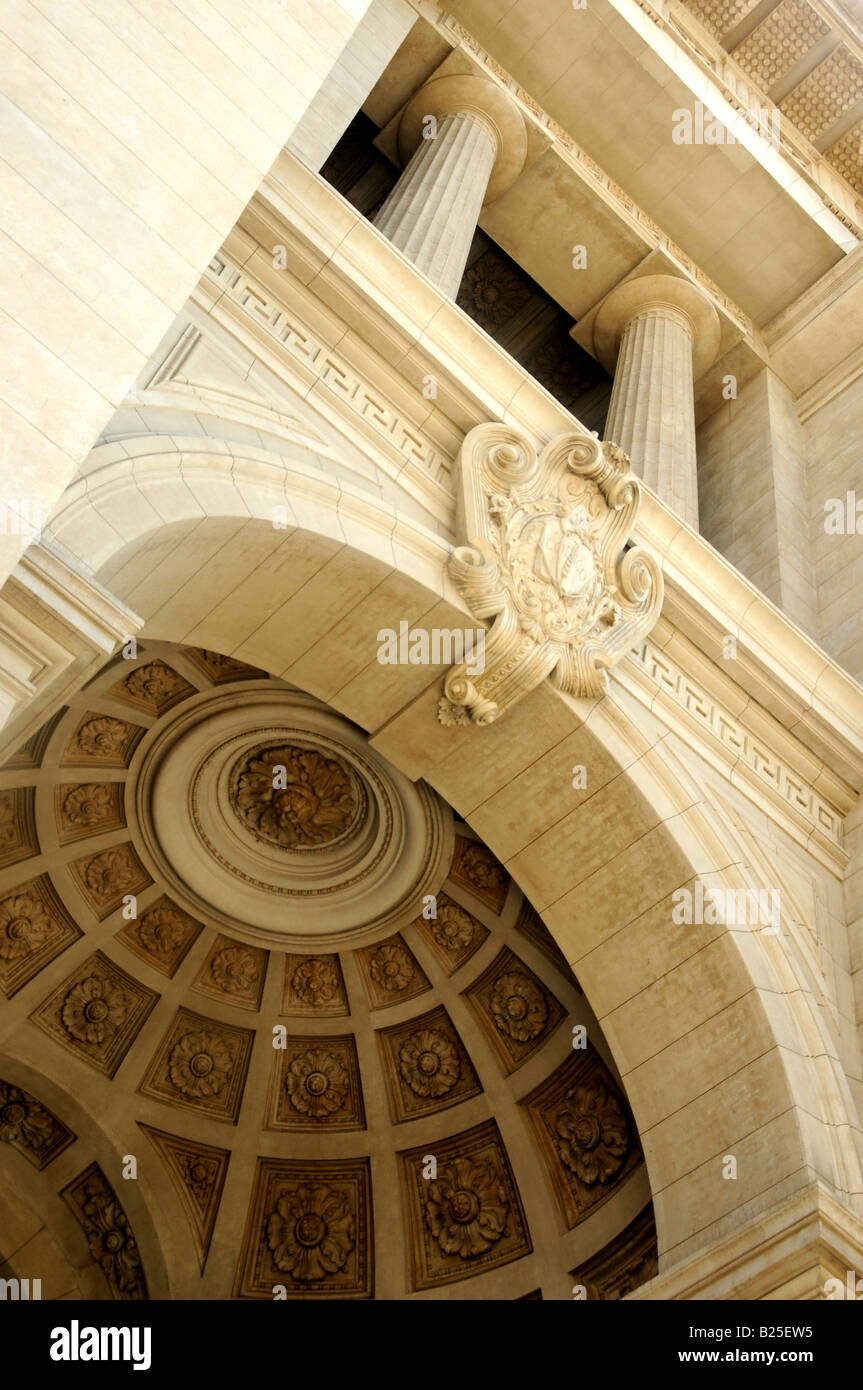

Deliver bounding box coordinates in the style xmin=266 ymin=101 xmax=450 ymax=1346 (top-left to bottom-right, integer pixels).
xmin=680 ymin=0 xmax=863 ymax=196
xmin=686 ymin=0 xmax=763 ymax=41
xmin=827 ymin=118 xmax=863 ymax=191
xmin=779 ymin=44 xmax=863 ymax=139
xmin=732 ymin=0 xmax=830 ymax=90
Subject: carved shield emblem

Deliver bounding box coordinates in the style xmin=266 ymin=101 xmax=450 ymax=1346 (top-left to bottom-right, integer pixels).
xmin=439 ymin=425 xmax=663 ymax=725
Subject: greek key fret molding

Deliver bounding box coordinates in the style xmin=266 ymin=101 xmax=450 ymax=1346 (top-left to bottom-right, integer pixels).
xmin=204 ymin=253 xmax=452 ymax=490
xmin=439 ymin=425 xmax=663 ymax=725
xmin=627 ymin=637 xmax=847 ymax=868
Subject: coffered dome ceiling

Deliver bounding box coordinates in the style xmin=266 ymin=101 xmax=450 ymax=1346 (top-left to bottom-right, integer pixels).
xmin=0 ymin=641 xmax=655 ymax=1300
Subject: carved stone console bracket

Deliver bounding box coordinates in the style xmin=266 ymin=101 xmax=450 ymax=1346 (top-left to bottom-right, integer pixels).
xmin=438 ymin=425 xmax=664 ymax=726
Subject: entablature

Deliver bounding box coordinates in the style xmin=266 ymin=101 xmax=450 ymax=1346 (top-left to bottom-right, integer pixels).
xmin=101 ymin=149 xmax=863 ymax=873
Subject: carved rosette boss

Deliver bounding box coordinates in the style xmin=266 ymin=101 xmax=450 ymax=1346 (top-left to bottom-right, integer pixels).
xmin=439 ymin=425 xmax=663 ymax=725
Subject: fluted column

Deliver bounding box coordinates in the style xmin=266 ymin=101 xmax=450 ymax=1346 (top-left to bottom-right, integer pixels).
xmin=373 ymin=73 xmax=527 ymax=298
xmin=374 ymin=111 xmax=498 ymax=298
xmin=606 ymin=305 xmax=698 ymax=525
xmin=594 ymin=275 xmax=720 ymax=530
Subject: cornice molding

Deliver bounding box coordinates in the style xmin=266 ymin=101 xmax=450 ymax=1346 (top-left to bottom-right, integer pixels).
xmin=756 ymin=226 xmax=863 ymax=404
xmin=13 ymin=542 xmax=138 ymax=653
xmin=616 ymin=622 xmax=851 ymax=873
xmin=198 ymin=240 xmax=456 ymax=525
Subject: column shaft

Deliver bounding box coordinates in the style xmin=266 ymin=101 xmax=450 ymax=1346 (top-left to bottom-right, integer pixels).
xmin=373 ymin=111 xmax=497 ymax=298
xmin=604 ymin=306 xmax=699 ymax=529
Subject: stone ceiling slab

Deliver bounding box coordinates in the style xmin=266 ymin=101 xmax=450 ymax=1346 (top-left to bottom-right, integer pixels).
xmin=443 ymin=0 xmax=849 ymax=322
xmin=478 ymin=149 xmax=649 ymax=318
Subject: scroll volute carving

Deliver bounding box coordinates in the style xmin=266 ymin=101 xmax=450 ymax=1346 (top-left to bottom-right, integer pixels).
xmin=439 ymin=425 xmax=663 ymax=725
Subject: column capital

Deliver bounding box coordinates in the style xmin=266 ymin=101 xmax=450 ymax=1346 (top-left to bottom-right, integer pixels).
xmin=398 ymin=74 xmax=527 ymax=203
xmin=593 ymin=273 xmax=721 ymax=379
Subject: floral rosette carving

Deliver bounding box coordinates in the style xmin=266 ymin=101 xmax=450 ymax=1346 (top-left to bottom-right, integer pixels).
xmin=81 ymin=1180 xmax=144 ymax=1297
xmin=169 ymin=1031 xmax=233 ymax=1099
xmin=399 ymin=1028 xmax=460 ymax=1098
xmin=369 ymin=942 xmax=414 ymax=993
xmin=124 ymin=662 xmax=184 ymax=705
xmin=233 ymin=745 xmax=357 ymax=849
xmin=84 ymin=848 xmax=140 ymax=899
xmin=460 ymin=845 xmax=506 ymax=899
xmin=75 ymin=717 xmax=128 ymax=757
xmin=555 ymin=1081 xmax=629 ymax=1185
xmin=180 ymin=1153 xmax=219 ymax=1204
xmin=424 ymin=1157 xmax=509 ymax=1259
xmin=292 ymin=957 xmax=339 ymax=1006
xmin=459 ymin=256 xmax=531 ymax=332
xmin=0 ymin=1081 xmax=55 ymax=1152
xmin=430 ymin=903 xmax=475 ymax=954
xmin=0 ymin=893 xmax=50 ymax=962
xmin=63 ymin=784 xmax=114 ymax=827
xmin=285 ymin=1049 xmax=348 ymax=1118
xmin=266 ymin=1183 xmax=355 ymax=1281
xmin=61 ymin=974 xmax=129 ymax=1046
xmin=490 ymin=971 xmax=548 ymax=1042
xmin=210 ymin=946 xmax=258 ymax=995
xmin=138 ymin=905 xmax=186 ymax=956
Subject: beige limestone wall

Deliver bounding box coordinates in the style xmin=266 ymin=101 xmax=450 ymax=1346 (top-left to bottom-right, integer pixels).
xmin=686 ymin=752 xmax=863 ymax=1174
xmin=697 ymin=369 xmax=816 ymax=636
xmin=287 ymin=0 xmax=415 ymax=172
xmin=805 ymin=374 xmax=863 ymax=683
xmin=0 ymin=0 xmax=377 ymax=584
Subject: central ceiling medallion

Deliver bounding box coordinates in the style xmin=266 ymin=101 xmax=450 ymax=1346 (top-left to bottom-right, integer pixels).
xmin=230 ymin=744 xmax=363 ymax=851
xmin=132 ymin=684 xmax=452 ymax=951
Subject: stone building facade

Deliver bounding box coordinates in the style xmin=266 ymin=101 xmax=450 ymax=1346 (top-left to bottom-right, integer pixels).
xmin=1 ymin=0 xmax=863 ymax=1301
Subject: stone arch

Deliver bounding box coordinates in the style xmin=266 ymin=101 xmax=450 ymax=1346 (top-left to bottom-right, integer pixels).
xmin=0 ymin=1052 xmax=171 ymax=1299
xmin=0 ymin=1176 xmax=86 ymax=1300
xmin=385 ymin=680 xmax=863 ymax=1273
xmin=1 ymin=671 xmax=657 ymax=1300
xmin=42 ymin=439 xmax=863 ymax=1278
